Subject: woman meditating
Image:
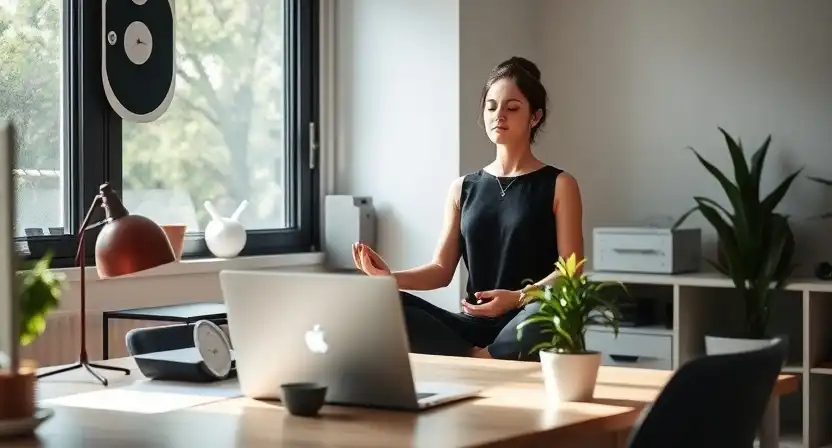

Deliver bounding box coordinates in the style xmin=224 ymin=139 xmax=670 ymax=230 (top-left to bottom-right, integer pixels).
xmin=352 ymin=56 xmax=584 ymax=361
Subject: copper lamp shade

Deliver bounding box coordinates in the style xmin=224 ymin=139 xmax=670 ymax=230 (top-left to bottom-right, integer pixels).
xmin=94 ymin=184 xmax=176 ymax=278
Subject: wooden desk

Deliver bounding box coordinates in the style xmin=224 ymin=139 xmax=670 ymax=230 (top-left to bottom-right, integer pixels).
xmin=9 ymin=355 xmax=798 ymax=448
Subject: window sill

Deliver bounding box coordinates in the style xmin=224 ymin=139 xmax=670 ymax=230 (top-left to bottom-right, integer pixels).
xmin=42 ymin=252 xmax=325 ymax=283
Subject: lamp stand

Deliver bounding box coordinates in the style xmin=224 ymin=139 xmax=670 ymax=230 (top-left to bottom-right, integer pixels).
xmin=36 ymin=194 xmax=130 ymax=386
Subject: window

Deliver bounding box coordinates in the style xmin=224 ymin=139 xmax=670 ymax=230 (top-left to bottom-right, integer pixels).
xmin=3 ymin=0 xmax=319 ymax=268
xmin=2 ymin=0 xmax=67 ymax=237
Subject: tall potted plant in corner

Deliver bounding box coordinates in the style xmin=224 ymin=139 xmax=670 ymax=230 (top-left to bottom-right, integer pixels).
xmin=673 ymin=128 xmax=800 ymax=354
xmin=516 ymin=254 xmax=625 ymax=402
xmin=0 ymin=252 xmax=64 ymax=423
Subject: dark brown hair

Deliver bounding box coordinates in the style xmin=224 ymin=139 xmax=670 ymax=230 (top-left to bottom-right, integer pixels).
xmin=479 ymin=56 xmax=548 ymax=143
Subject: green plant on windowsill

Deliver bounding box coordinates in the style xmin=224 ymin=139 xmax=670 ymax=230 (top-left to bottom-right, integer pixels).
xmin=0 ymin=252 xmax=64 ymax=421
xmin=0 ymin=252 xmax=65 ymax=370
xmin=514 ymin=254 xmax=625 ymax=402
xmin=672 ymin=127 xmax=800 ymax=342
xmin=19 ymin=252 xmax=64 ymax=346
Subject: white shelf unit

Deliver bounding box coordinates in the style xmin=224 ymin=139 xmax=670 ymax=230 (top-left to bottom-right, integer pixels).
xmin=585 ymin=270 xmax=832 ymax=448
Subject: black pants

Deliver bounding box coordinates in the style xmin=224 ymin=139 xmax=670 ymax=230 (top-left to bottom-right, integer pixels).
xmin=400 ymin=291 xmax=547 ymax=361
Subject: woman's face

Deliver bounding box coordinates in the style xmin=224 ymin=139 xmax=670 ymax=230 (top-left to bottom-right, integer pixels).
xmin=482 ymin=78 xmax=540 ymax=145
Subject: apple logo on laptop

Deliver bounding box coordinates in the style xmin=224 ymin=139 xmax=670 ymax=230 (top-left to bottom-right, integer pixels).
xmin=305 ymin=324 xmax=329 ymax=354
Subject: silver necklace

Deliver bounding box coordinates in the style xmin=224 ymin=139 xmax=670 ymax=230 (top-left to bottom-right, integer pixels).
xmin=495 ymin=176 xmax=517 ymax=198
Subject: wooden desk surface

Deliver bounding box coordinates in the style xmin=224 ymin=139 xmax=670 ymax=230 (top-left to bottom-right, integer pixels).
xmin=8 ymin=355 xmax=798 ymax=448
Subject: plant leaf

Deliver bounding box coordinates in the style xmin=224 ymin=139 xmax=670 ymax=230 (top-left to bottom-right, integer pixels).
xmin=686 ymin=146 xmax=744 ymax=210
xmin=695 ymin=198 xmax=744 ymax=285
xmin=749 ymin=135 xmax=771 ymax=200
xmin=808 ymin=175 xmax=832 ymax=186
xmin=527 ymin=341 xmax=555 ymax=356
xmin=687 ymin=146 xmax=750 ymax=256
xmin=516 ymin=315 xmax=555 ymax=336
xmin=761 ymin=169 xmax=802 ymax=214
xmin=693 ymin=196 xmax=733 ymax=222
xmin=553 ymin=324 xmax=575 ymax=351
xmin=17 ymin=252 xmax=64 ymax=346
xmin=672 ymin=205 xmax=701 ymax=230
xmin=719 ymin=127 xmax=751 ymax=192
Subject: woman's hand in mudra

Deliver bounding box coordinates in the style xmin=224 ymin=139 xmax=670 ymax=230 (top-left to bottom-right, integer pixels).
xmin=352 ymin=243 xmax=391 ymax=276
xmin=461 ymin=290 xmax=521 ymax=318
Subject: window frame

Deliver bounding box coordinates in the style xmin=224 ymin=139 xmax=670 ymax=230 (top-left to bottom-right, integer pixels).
xmin=17 ymin=0 xmax=320 ymax=269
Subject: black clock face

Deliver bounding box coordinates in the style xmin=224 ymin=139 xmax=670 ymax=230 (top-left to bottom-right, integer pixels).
xmin=104 ymin=0 xmax=174 ymax=117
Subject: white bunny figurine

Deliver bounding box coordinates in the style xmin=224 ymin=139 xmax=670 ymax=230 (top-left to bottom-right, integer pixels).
xmin=204 ymin=199 xmax=248 ymax=258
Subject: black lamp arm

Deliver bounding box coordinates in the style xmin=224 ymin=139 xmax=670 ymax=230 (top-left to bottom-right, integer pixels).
xmin=74 ymin=194 xmax=104 ymax=265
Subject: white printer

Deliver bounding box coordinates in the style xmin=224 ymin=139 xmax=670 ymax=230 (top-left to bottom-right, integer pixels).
xmin=592 ymin=226 xmax=702 ymax=274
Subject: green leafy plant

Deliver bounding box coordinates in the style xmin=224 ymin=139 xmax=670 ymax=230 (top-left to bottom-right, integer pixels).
xmin=18 ymin=252 xmax=64 ymax=346
xmin=516 ymin=254 xmax=625 ymax=355
xmin=672 ymin=127 xmax=800 ymax=339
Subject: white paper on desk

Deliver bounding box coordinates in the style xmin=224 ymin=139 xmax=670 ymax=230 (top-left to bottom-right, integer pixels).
xmin=41 ymin=378 xmax=242 ymax=414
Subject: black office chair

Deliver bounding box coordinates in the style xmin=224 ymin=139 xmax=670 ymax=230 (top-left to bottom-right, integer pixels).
xmin=626 ymin=338 xmax=787 ymax=448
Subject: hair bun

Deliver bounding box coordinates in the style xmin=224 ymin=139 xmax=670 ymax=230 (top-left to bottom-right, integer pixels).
xmin=499 ymin=56 xmax=541 ymax=81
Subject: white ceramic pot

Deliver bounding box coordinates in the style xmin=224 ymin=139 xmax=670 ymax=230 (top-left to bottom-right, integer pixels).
xmin=705 ymin=334 xmax=786 ymax=356
xmin=539 ymin=350 xmax=602 ymax=402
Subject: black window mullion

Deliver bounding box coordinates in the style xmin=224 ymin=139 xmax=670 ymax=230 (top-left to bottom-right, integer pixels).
xmin=62 ymin=0 xmax=79 ymax=236
xmin=76 ymin=0 xmax=111 ymax=266
xmin=302 ymin=0 xmax=320 ymax=252
xmin=283 ymin=0 xmax=299 ymax=231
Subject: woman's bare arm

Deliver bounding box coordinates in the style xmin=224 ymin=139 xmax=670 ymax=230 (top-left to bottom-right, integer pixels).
xmin=533 ymin=172 xmax=585 ymax=287
xmin=393 ymin=178 xmax=463 ymax=291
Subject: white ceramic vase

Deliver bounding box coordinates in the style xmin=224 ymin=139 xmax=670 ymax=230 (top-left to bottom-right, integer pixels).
xmin=204 ymin=200 xmax=248 ymax=258
xmin=539 ymin=350 xmax=602 ymax=402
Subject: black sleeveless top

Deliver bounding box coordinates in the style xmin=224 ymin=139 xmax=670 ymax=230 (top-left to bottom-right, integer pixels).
xmin=459 ymin=165 xmax=562 ymax=298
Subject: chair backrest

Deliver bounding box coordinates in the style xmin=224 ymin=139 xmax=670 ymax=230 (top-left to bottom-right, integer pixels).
xmin=627 ymin=338 xmax=786 ymax=448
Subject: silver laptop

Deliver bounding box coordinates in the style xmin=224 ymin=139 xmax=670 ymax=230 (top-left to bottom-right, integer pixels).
xmin=219 ymin=270 xmax=482 ymax=411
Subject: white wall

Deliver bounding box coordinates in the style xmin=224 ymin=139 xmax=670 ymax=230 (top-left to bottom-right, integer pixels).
xmin=336 ymin=0 xmax=832 ymax=308
xmin=458 ymin=0 xmax=543 ymax=174
xmin=335 ymin=0 xmax=543 ymax=309
xmin=335 ymin=0 xmax=461 ymax=309
xmin=537 ymin=0 xmax=832 ymax=273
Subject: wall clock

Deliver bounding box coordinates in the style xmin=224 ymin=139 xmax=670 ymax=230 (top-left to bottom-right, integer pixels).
xmin=102 ymin=0 xmax=176 ymax=122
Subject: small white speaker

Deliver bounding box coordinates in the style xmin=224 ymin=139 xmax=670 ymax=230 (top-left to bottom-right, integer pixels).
xmin=102 ymin=0 xmax=176 ymax=123
xmin=324 ymin=195 xmax=376 ymax=270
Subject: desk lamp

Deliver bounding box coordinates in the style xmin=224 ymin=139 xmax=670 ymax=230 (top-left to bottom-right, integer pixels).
xmin=37 ymin=183 xmax=176 ymax=386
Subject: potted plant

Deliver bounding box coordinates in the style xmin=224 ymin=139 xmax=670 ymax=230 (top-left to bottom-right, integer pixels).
xmin=673 ymin=128 xmax=800 ymax=354
xmin=516 ymin=254 xmax=624 ymax=402
xmin=0 ymin=252 xmax=64 ymax=421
